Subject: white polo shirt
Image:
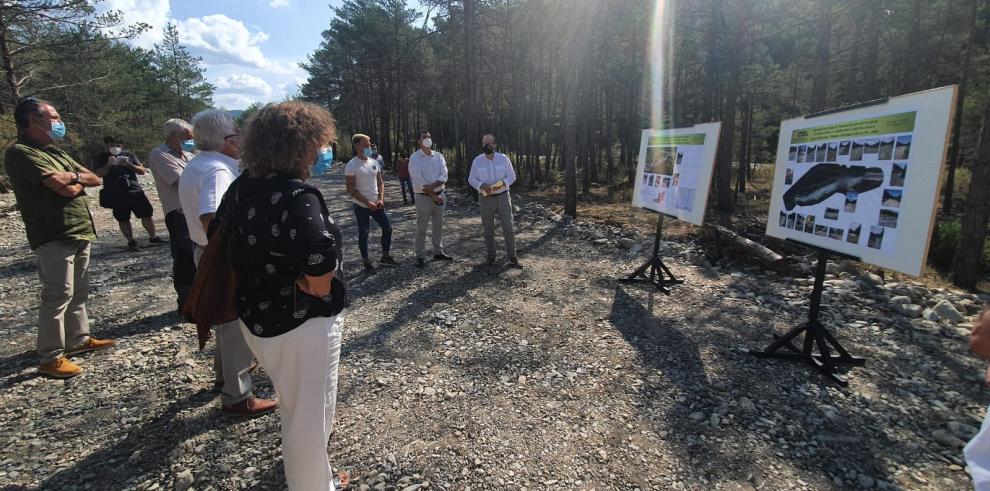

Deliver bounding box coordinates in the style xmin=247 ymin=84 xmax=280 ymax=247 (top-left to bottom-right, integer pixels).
xmin=177 ymin=151 xmax=240 ymax=247
xmin=409 ymin=149 xmax=448 ymax=194
xmin=344 ymin=156 xmax=381 ymax=207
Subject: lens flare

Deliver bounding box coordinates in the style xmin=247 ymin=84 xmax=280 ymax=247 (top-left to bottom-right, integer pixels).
xmin=650 ymin=0 xmax=675 ymax=129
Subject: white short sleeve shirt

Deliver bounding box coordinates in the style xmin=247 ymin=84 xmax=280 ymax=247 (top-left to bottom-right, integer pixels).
xmin=344 ymin=156 xmax=381 ymax=207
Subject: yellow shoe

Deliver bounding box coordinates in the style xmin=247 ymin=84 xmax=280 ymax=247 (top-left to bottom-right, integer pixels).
xmin=38 ymin=358 xmax=83 ymax=378
xmin=65 ymin=337 xmax=117 ymax=357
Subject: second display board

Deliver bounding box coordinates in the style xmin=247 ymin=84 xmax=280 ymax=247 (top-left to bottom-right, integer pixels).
xmin=632 ymin=122 xmax=722 ymax=226
xmin=766 ymin=86 xmax=957 ymax=276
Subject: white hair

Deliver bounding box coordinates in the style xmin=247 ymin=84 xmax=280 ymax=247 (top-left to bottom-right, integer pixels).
xmin=163 ymin=118 xmax=192 ymax=141
xmin=191 ymin=109 xmax=236 ymax=152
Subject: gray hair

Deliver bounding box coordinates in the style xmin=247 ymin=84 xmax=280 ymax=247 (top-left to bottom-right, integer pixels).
xmin=163 ymin=118 xmax=193 ymax=140
xmin=191 ymin=109 xmax=236 ymax=151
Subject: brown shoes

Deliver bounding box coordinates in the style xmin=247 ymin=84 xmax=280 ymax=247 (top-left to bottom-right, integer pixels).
xmin=65 ymin=337 xmax=116 ymax=356
xmin=221 ymin=396 xmax=278 ymax=417
xmin=38 ymin=357 xmax=83 ymax=378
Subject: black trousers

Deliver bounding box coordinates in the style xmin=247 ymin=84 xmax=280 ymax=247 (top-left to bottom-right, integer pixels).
xmin=165 ymin=210 xmax=196 ymax=310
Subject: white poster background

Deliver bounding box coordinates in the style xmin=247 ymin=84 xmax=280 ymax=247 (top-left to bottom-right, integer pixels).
xmin=766 ymin=86 xmax=957 ymax=277
xmin=631 ymin=122 xmax=721 ymax=226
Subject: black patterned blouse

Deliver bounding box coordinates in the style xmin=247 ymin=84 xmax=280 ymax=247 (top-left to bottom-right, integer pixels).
xmin=215 ymin=172 xmax=347 ymax=338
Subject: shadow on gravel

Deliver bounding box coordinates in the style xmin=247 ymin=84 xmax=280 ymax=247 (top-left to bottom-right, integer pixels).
xmin=36 ymin=388 xmax=217 ymax=490
xmin=0 ymin=311 xmax=177 ymax=386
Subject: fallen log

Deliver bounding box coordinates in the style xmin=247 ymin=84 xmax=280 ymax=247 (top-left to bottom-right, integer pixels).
xmin=702 ymin=223 xmax=785 ymax=266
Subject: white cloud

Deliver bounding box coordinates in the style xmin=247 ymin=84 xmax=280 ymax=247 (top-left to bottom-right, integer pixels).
xmin=215 ymin=73 xmax=274 ymax=98
xmin=175 ymin=14 xmax=273 ymax=69
xmin=213 ymin=93 xmax=260 ymax=110
xmin=268 ymin=0 xmax=290 ymax=7
xmin=99 ymin=0 xmax=172 ymax=49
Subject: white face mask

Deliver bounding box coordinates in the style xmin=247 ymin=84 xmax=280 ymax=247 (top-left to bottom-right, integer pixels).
xmin=109 ymin=146 xmax=122 ymax=156
xmin=422 ymin=138 xmax=433 ymax=149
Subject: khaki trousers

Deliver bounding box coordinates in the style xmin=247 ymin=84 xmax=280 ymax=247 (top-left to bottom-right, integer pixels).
xmin=414 ymin=193 xmax=445 ymax=258
xmin=479 ymin=191 xmax=516 ymax=259
xmin=193 ymin=245 xmax=254 ymax=405
xmin=35 ymin=240 xmax=92 ymax=364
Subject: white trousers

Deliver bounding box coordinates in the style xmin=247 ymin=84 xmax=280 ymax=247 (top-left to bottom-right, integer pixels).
xmin=241 ymin=314 xmax=344 ymax=491
xmin=966 ymin=405 xmax=990 ymax=490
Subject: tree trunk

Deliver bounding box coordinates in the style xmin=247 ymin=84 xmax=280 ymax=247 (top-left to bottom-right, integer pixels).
xmin=810 ymin=0 xmax=832 ymax=113
xmin=942 ymin=0 xmax=978 ymax=216
xmin=951 ymin=109 xmax=990 ymax=289
xmin=0 ymin=9 xmax=21 ymax=110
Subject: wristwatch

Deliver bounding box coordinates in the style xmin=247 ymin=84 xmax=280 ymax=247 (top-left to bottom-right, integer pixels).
xmin=71 ymin=172 xmax=80 ymax=185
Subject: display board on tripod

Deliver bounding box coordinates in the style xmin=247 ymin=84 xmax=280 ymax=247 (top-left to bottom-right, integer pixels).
xmin=631 ymin=123 xmax=721 ymax=225
xmin=765 ymin=86 xmax=957 ymax=277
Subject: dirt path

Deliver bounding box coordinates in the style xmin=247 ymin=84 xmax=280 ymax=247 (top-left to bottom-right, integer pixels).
xmin=0 ymin=164 xmax=987 ymax=490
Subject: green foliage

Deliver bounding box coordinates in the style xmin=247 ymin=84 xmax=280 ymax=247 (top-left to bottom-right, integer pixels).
xmin=928 ymin=219 xmax=990 ymax=272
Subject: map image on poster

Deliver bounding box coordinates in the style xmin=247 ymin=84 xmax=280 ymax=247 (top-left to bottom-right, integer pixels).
xmin=766 ymin=86 xmax=957 ymax=276
xmin=632 ymin=123 xmax=721 ymax=226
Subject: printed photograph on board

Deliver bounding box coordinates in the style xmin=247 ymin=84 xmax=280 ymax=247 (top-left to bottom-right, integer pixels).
xmin=882 ymin=189 xmax=902 ymax=208
xmin=795 ymin=214 xmax=805 ymax=230
xmin=839 ymin=141 xmax=851 ymax=156
xmin=798 ymin=145 xmax=807 ymax=163
xmin=868 ymin=226 xmax=884 ymax=249
xmin=895 ymin=135 xmax=912 ymax=159
xmin=815 ymin=224 xmax=828 ymax=237
xmin=804 ymin=215 xmax=816 ymax=233
xmin=645 ymin=147 xmax=677 ymax=175
xmin=879 ymin=209 xmax=899 ymax=228
xmin=817 ymin=143 xmax=828 ymax=162
xmin=847 ymin=223 xmax=862 ymax=244
xmin=890 ymin=162 xmax=907 ymax=187
xmin=827 ymin=142 xmax=838 ymax=161
xmin=785 ymin=168 xmax=794 ymax=185
xmin=844 ymin=192 xmax=858 ymax=212
xmin=824 ymin=207 xmax=839 ymax=220
xmin=851 ymin=140 xmax=864 ymax=161
xmin=878 ymin=137 xmax=894 ymax=160
xmin=789 ymin=146 xmax=797 ymax=161
xmin=786 ymin=213 xmax=796 ymax=229
xmin=865 ymin=139 xmax=880 ymax=155
xmin=828 ymin=227 xmax=844 ymax=240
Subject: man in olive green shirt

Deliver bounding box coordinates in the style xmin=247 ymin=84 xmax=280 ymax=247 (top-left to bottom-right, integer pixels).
xmin=6 ymin=97 xmax=116 ymax=378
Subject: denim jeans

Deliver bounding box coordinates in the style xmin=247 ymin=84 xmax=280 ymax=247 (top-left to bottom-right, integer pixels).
xmin=353 ymin=204 xmax=392 ymax=260
xmin=399 ymin=177 xmax=413 ymax=202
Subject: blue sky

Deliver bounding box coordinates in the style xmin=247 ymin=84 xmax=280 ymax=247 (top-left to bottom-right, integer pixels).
xmin=100 ymin=0 xmax=425 ymax=109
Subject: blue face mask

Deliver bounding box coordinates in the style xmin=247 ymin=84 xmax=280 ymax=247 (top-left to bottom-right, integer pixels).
xmin=362 ymin=147 xmax=374 ymax=158
xmin=47 ymin=121 xmax=66 ymax=140
xmin=312 ymin=147 xmax=333 ymax=176
xmin=182 ymin=139 xmax=196 ymax=152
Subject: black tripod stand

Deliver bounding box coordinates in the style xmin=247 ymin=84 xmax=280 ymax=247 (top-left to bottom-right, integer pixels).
xmin=750 ymin=247 xmax=865 ymax=385
xmin=620 ymin=213 xmax=684 ymax=294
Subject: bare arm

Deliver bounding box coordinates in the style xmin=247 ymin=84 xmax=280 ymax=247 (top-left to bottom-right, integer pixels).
xmin=199 ymin=213 xmax=214 ymax=237
xmin=296 ymin=271 xmax=335 ymax=298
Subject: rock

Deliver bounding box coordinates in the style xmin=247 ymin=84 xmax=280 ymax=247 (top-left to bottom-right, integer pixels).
xmin=857 ymin=473 xmax=876 ymax=489
xmin=858 ymin=273 xmax=884 ymax=286
xmin=889 ymin=296 xmax=911 ymax=305
xmin=617 ymin=238 xmax=635 ymax=249
xmin=932 ymin=429 xmax=967 ymax=449
xmin=738 ymin=397 xmax=756 ymax=412
xmin=947 ymin=421 xmax=979 ymax=441
xmin=898 ymin=304 xmax=924 ymax=318
xmin=933 ymin=300 xmax=966 ymax=323
xmin=592 ymin=238 xmax=609 ymax=246
xmin=922 ymin=308 xmax=940 ymax=322
xmin=175 ymin=469 xmax=194 ymax=491
xmin=690 ymin=411 xmax=705 ymax=422
xmin=517 ymin=375 xmax=527 ymax=385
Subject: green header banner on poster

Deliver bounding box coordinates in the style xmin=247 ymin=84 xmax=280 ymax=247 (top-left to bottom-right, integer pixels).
xmin=648 ymin=133 xmax=706 ymax=146
xmin=790 ymin=111 xmax=917 ymax=144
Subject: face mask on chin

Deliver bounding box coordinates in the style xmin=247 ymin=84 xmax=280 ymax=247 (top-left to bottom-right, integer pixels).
xmin=182 ymin=140 xmax=196 ymax=152
xmin=362 ymin=147 xmax=374 ymax=158
xmin=422 ymin=138 xmax=433 ymax=149
xmin=109 ymin=146 xmax=122 ymax=156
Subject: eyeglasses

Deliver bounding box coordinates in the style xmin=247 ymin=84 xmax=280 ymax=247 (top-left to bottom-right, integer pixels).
xmin=224 ymin=134 xmax=240 ymax=141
